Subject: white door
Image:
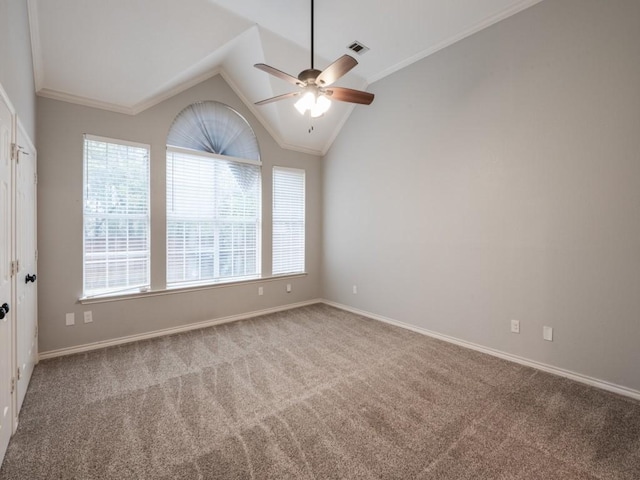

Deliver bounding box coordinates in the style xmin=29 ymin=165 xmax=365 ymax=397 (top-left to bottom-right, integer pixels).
xmin=14 ymin=123 xmax=37 ymax=414
xmin=0 ymin=92 xmax=14 ymax=461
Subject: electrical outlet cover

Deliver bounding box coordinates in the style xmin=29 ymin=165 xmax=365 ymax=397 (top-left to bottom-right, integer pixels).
xmin=510 ymin=319 xmax=520 ymax=334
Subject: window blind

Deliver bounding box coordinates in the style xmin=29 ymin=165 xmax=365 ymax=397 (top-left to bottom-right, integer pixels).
xmin=83 ymin=135 xmax=150 ymax=297
xmin=167 ymin=147 xmax=261 ymax=287
xmin=272 ymin=166 xmax=305 ymax=275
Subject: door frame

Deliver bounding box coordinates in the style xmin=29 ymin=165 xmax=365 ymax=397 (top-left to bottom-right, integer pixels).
xmin=0 ymin=81 xmax=16 ymax=457
xmin=0 ymin=81 xmax=39 ymax=442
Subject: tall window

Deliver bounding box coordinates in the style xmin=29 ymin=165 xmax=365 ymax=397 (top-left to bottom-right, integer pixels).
xmin=166 ymin=102 xmax=262 ymax=287
xmin=273 ymin=166 xmax=305 ymax=275
xmin=83 ymin=135 xmax=150 ymax=297
xmin=166 ymin=148 xmax=261 ymax=286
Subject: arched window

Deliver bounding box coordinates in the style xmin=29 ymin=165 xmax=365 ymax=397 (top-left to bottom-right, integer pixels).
xmin=166 ymin=101 xmax=261 ymax=286
xmin=166 ymin=101 xmax=260 ymax=160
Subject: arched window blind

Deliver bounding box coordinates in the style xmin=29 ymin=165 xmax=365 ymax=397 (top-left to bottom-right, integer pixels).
xmin=167 ymin=101 xmax=260 ymax=161
xmin=166 ymin=102 xmax=261 ymax=287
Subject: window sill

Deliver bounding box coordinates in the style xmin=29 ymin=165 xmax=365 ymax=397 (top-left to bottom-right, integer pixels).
xmin=78 ymin=272 xmax=307 ymax=305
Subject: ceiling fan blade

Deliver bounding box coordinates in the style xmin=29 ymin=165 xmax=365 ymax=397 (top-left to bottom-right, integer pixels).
xmin=326 ymin=87 xmax=374 ymax=105
xmin=254 ymin=64 xmax=303 ymax=86
xmin=315 ymin=55 xmax=358 ymax=86
xmin=255 ymin=91 xmax=300 ymax=106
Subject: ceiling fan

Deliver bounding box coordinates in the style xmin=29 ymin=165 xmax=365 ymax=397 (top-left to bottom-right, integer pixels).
xmin=253 ymin=0 xmax=374 ymax=118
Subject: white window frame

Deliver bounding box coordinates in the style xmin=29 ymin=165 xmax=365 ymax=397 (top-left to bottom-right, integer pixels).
xmin=82 ymin=134 xmax=151 ymax=298
xmin=272 ymin=166 xmax=305 ymax=275
xmin=166 ymin=145 xmax=262 ymax=288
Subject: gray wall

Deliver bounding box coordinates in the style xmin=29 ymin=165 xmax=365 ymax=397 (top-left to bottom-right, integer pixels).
xmin=0 ymin=0 xmax=36 ymax=140
xmin=322 ymin=0 xmax=640 ymax=391
xmin=37 ymin=75 xmax=322 ymax=353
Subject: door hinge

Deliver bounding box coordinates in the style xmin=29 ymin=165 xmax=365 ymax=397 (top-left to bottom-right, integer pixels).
xmin=10 ymin=260 xmax=17 ymax=277
xmin=35 ymin=323 xmax=38 ymax=338
xmin=10 ymin=377 xmax=15 ymax=395
xmin=12 ymin=144 xmax=30 ymax=163
xmin=34 ymin=172 xmax=37 ymax=185
xmin=16 ymin=367 xmax=21 ymax=381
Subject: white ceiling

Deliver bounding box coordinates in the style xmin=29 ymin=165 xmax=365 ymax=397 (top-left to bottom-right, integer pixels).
xmin=28 ymin=0 xmax=543 ymax=155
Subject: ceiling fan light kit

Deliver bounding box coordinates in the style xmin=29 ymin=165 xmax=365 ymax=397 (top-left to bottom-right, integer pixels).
xmin=295 ymin=90 xmax=332 ymax=117
xmin=254 ymin=0 xmax=374 ymax=118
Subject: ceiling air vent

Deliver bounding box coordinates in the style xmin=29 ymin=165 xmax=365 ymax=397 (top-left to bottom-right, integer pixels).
xmin=347 ymin=41 xmax=369 ymax=55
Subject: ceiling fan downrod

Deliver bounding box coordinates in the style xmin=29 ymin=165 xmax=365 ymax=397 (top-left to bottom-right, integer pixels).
xmin=252 ymin=0 xmax=374 ymax=111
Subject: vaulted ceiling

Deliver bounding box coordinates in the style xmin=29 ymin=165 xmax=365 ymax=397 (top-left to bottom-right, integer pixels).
xmin=27 ymin=0 xmax=543 ymax=155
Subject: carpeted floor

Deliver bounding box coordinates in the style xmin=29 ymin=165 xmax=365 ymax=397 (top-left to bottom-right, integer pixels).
xmin=1 ymin=304 xmax=639 ymax=479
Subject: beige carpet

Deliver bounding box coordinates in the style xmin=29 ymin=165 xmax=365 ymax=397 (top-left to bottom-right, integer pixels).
xmin=1 ymin=304 xmax=639 ymax=479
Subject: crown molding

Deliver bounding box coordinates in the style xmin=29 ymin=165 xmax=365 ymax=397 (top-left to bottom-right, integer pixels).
xmin=367 ymin=0 xmax=545 ymax=85
xmin=129 ymin=68 xmax=223 ymax=115
xmin=37 ymin=88 xmax=135 ymax=114
xmin=26 ymin=1 xmax=334 ymax=157
xmin=36 ymin=70 xmax=325 ymax=157
xmin=25 ymin=0 xmax=542 ymax=157
xmin=26 ymin=0 xmax=44 ymax=91
xmin=36 ymin=68 xmax=224 ymax=116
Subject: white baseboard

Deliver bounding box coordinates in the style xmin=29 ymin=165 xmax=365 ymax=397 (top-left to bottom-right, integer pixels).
xmin=322 ymin=300 xmax=640 ymax=402
xmin=38 ymin=299 xmax=322 ymax=360
xmin=38 ymin=297 xmax=640 ymax=401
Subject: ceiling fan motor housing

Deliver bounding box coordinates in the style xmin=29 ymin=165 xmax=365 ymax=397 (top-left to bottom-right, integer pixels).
xmin=298 ymin=68 xmax=322 ymax=84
